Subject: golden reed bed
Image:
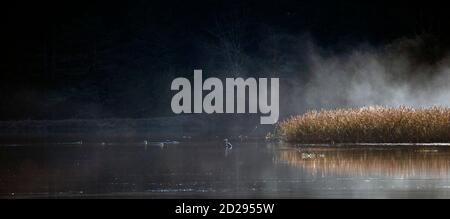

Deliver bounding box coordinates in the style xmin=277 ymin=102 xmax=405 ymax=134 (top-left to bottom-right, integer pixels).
xmin=277 ymin=106 xmax=450 ymax=143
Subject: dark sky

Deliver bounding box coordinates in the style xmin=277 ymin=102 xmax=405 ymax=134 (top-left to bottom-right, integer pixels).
xmin=2 ymin=0 xmax=450 ymax=120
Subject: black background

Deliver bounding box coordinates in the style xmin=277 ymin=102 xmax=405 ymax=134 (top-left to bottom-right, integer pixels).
xmin=3 ymin=0 xmax=450 ymax=120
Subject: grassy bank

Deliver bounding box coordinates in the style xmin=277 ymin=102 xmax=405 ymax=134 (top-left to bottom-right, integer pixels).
xmin=277 ymin=106 xmax=450 ymax=143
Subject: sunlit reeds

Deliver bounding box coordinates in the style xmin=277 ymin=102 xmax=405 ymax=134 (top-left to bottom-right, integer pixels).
xmin=278 ymin=106 xmax=450 ymax=143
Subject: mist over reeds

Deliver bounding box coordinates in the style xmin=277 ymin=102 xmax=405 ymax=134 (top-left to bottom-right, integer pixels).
xmin=302 ymin=35 xmax=450 ymax=109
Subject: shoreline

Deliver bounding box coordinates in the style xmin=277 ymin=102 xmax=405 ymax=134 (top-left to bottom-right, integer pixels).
xmin=289 ymin=142 xmax=450 ymax=147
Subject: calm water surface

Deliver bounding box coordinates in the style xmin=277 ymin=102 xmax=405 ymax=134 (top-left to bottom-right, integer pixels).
xmin=2 ymin=141 xmax=450 ymax=198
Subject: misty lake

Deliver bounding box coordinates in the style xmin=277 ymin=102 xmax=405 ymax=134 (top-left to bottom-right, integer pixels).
xmin=2 ymin=140 xmax=450 ymax=198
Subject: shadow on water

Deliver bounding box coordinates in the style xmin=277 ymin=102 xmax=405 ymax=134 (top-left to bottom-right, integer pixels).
xmin=1 ymin=141 xmax=450 ymax=198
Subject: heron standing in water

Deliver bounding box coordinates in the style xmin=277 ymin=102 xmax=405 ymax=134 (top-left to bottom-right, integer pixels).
xmin=224 ymin=138 xmax=233 ymax=149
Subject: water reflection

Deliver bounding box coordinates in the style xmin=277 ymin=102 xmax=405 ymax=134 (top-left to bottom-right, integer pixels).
xmin=224 ymin=147 xmax=232 ymax=157
xmin=275 ymin=146 xmax=450 ymax=179
xmin=2 ymin=142 xmax=450 ymax=198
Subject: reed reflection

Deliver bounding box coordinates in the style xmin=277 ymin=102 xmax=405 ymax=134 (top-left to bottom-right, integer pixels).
xmin=275 ymin=146 xmax=450 ymax=179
